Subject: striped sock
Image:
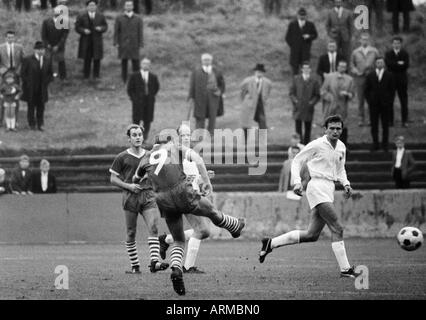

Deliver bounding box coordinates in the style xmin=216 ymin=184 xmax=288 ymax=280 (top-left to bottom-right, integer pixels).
xmin=170 ymin=244 xmax=185 ymax=271
xmin=125 ymin=241 xmax=140 ymax=268
xmin=218 ymin=214 xmax=240 ymax=234
xmin=148 ymin=237 xmax=160 ymax=263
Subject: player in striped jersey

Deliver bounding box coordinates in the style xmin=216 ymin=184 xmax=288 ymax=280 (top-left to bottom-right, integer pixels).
xmin=110 ymin=124 xmax=169 ymax=274
xmin=159 ymin=124 xmax=214 ymax=274
xmin=133 ymin=133 xmax=245 ymax=295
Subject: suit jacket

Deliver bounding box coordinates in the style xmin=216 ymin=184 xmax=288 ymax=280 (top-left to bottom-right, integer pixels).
xmin=0 ymin=42 xmax=24 ymax=75
xmin=75 ymin=10 xmax=108 ymax=60
xmin=10 ymin=167 xmax=32 ymax=193
xmin=289 ymin=75 xmax=321 ymax=122
xmin=391 ymin=149 xmax=415 ymax=180
xmin=113 ymin=13 xmax=143 ymax=60
xmin=188 ymin=67 xmax=225 ymax=119
xmin=317 ymin=52 xmax=345 ymax=81
xmin=321 ymin=73 xmax=355 ymax=121
xmin=20 ymin=54 xmax=53 ymax=104
xmin=240 ymin=75 xmax=272 ymax=128
xmin=326 ymin=7 xmax=353 ymax=42
xmin=41 ymin=17 xmax=69 ymax=60
xmin=365 ymin=69 xmax=395 ymax=108
xmin=285 ymin=19 xmax=318 ymax=67
xmin=31 ymin=171 xmax=57 ymax=194
xmin=386 ymin=0 xmax=415 ymax=12
xmin=385 ymin=49 xmax=409 ymax=83
xmin=127 ymin=71 xmax=160 ymax=123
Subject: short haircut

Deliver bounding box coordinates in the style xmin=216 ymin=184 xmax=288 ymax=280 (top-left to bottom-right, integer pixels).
xmin=301 ymin=61 xmax=310 ymax=68
xmin=86 ymin=0 xmax=98 ymax=5
xmin=40 ymin=159 xmax=50 ymax=166
xmin=338 ymin=60 xmax=348 ymax=65
xmin=395 ymin=135 xmax=405 ymax=141
xmin=19 ymin=154 xmax=30 ymax=162
xmin=328 ymin=39 xmax=337 ymax=45
xmin=375 ymin=56 xmax=385 ymax=62
xmin=201 ymin=53 xmax=213 ymax=60
xmin=324 ymin=115 xmax=344 ymax=129
xmin=392 ymin=36 xmax=403 ymax=43
xmin=6 ymin=30 xmax=15 ymax=36
xmin=291 ymin=133 xmax=301 ymax=140
xmin=126 ymin=124 xmax=144 ymax=137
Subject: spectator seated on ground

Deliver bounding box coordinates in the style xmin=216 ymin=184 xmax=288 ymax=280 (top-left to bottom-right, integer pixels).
xmin=0 ymin=168 xmax=11 ymax=195
xmin=10 ymin=154 xmax=33 ymax=195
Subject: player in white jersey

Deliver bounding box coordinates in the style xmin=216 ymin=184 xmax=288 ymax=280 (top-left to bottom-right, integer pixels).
xmin=259 ymin=115 xmax=360 ymax=278
xmin=158 ymin=123 xmax=213 ymax=273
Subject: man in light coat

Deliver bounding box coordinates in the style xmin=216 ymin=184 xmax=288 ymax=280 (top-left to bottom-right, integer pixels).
xmin=240 ymin=63 xmax=272 ymax=143
xmin=321 ymin=60 xmax=355 ymax=145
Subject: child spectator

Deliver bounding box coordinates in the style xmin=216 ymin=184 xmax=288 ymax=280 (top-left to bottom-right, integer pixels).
xmin=10 ymin=154 xmax=33 ymax=195
xmin=0 ymin=70 xmax=21 ymax=132
xmin=0 ymin=168 xmax=11 ymax=195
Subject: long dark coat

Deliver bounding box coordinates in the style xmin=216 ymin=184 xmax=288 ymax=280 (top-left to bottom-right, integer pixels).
xmin=386 ymin=0 xmax=415 ymax=12
xmin=113 ymin=14 xmax=143 ymax=60
xmin=75 ymin=11 xmax=108 ymax=60
xmin=41 ymin=17 xmax=69 ymax=61
xmin=20 ymin=55 xmax=53 ymax=104
xmin=127 ymin=71 xmax=160 ymax=123
xmin=188 ymin=67 xmax=225 ymax=119
xmin=289 ymin=75 xmax=321 ymax=122
xmin=285 ymin=19 xmax=318 ymax=69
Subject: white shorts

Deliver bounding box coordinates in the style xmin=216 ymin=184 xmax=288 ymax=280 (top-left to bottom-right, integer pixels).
xmin=306 ymin=178 xmax=335 ymax=210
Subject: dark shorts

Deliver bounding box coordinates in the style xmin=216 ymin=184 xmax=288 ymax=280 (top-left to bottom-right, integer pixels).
xmin=156 ymin=182 xmax=201 ymax=219
xmin=122 ymin=189 xmax=158 ymax=214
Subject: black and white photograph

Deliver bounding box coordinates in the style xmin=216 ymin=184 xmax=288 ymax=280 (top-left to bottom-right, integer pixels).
xmin=0 ymin=0 xmax=425 ymax=312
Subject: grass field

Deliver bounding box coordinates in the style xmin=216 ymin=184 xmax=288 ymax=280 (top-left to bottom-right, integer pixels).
xmin=1 ymin=239 xmax=425 ymax=300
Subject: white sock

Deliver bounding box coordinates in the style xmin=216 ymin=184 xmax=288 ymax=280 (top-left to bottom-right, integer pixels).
xmin=331 ymin=241 xmax=351 ymax=272
xmin=165 ymin=229 xmax=194 ymax=245
xmin=271 ymin=230 xmax=300 ymax=249
xmin=11 ymin=118 xmax=15 ymax=129
xmin=5 ymin=118 xmax=11 ymax=129
xmin=184 ymin=237 xmax=201 ymax=269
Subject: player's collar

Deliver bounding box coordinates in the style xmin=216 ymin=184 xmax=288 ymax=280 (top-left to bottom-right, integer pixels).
xmin=127 ymin=148 xmax=146 ymax=159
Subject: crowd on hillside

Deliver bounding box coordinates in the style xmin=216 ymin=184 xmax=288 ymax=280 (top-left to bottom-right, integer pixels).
xmin=0 ymin=0 xmax=420 ymax=192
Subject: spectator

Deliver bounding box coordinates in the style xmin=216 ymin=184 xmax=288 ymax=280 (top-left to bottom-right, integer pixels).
xmin=391 ymin=135 xmax=415 ymax=189
xmin=15 ymin=0 xmax=32 ymax=12
xmin=287 ymin=133 xmax=305 ymax=160
xmin=10 ymin=154 xmax=33 ymax=195
xmin=21 ymin=41 xmax=54 ymax=131
xmin=263 ymin=0 xmax=282 ymax=16
xmin=289 ymin=62 xmax=321 ymax=145
xmin=285 ymin=7 xmax=318 ymax=75
xmin=239 ymin=63 xmax=272 ymax=143
xmin=385 ymin=36 xmax=409 ymax=127
xmin=386 ymin=0 xmax=415 ymax=33
xmin=75 ymin=0 xmax=108 ymax=80
xmin=187 ymin=53 xmax=225 ymax=137
xmin=41 ymin=6 xmax=69 ymax=80
xmin=367 ymin=0 xmax=385 ymax=33
xmin=113 ymin=0 xmax=144 ymax=83
xmin=0 ymin=30 xmax=24 ymax=127
xmin=133 ymin=0 xmax=153 ymax=14
xmin=278 ymin=146 xmax=301 ymax=192
xmin=325 ymin=0 xmax=353 ymax=62
xmin=320 ymin=60 xmax=355 ymax=145
xmin=350 ymin=32 xmax=379 ymax=127
xmin=127 ymin=57 xmax=160 ymax=140
xmin=0 ymin=168 xmax=11 ymax=195
xmin=32 ymin=159 xmax=57 ymax=194
xmin=0 ymin=70 xmax=21 ymax=132
xmin=317 ymin=40 xmax=345 ymax=83
xmin=365 ymin=57 xmax=394 ymax=152
xmin=40 ymin=0 xmax=57 ymax=9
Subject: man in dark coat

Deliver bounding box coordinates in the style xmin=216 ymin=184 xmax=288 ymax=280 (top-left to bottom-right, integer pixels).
xmin=10 ymin=154 xmax=33 ymax=195
xmin=316 ymin=40 xmax=345 ymax=82
xmin=285 ymin=7 xmax=318 ymax=75
xmin=41 ymin=6 xmax=69 ymax=80
xmin=385 ymin=36 xmax=410 ymax=127
xmin=32 ymin=159 xmax=57 ymax=194
xmin=365 ymin=57 xmax=395 ymax=152
xmin=113 ymin=0 xmax=144 ymax=83
xmin=391 ymin=135 xmax=415 ymax=189
xmin=76 ymin=0 xmax=108 ymax=80
xmin=289 ymin=62 xmax=321 ymax=145
xmin=386 ymin=0 xmax=415 ymax=33
xmin=21 ymin=41 xmax=53 ymax=131
xmin=127 ymin=58 xmax=159 ymax=140
xmin=187 ymin=53 xmax=225 ymax=136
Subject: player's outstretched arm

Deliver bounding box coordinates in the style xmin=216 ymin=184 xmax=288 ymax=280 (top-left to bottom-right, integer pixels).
xmin=110 ymin=173 xmax=140 ymax=194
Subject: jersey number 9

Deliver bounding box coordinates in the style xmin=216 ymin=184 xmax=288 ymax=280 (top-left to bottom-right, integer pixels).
xmin=149 ymin=149 xmax=168 ymax=175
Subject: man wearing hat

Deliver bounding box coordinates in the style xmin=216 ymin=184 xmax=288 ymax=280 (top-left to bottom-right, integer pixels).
xmin=285 ymin=7 xmax=318 ymax=75
xmin=20 ymin=41 xmax=53 ymax=131
xmin=240 ymin=63 xmax=272 ymax=141
xmin=10 ymin=154 xmax=33 ymax=195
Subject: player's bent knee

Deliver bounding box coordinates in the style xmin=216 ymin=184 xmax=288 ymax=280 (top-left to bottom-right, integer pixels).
xmin=196 ymin=228 xmax=210 ymax=240
xmin=126 ymin=228 xmax=137 ymax=241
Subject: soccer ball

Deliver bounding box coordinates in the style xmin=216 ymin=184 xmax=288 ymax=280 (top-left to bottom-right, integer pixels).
xmin=397 ymin=227 xmax=424 ymax=251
